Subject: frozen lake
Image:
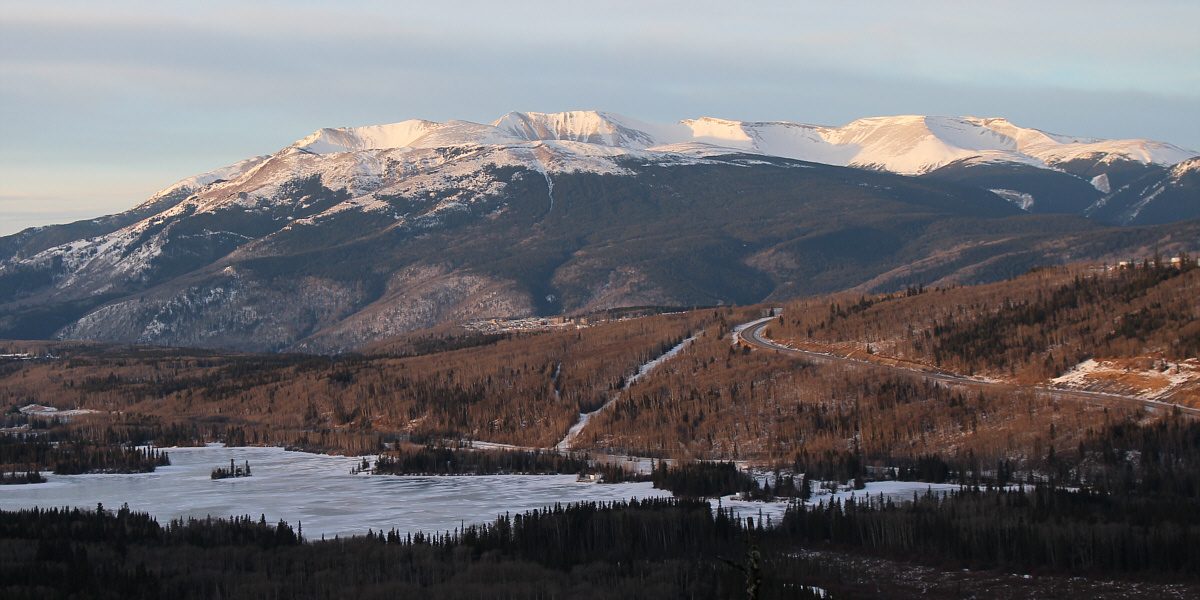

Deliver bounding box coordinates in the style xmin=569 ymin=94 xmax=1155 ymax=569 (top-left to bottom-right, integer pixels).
xmin=0 ymin=445 xmax=671 ymax=538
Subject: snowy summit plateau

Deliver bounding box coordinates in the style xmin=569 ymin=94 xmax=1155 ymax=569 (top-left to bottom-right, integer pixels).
xmin=295 ymin=111 xmax=1196 ymax=175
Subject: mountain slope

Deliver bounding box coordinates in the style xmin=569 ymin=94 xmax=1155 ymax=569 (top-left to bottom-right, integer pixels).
xmin=921 ymin=159 xmax=1106 ymax=215
xmin=1086 ymin=157 xmax=1200 ymax=226
xmin=2 ymin=111 xmax=1197 ymax=353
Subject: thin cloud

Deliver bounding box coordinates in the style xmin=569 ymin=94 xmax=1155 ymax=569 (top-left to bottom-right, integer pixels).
xmin=1 ymin=1 xmax=1197 ymax=233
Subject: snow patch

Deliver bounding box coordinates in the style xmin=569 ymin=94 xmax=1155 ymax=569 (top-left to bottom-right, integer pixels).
xmin=1052 ymin=357 xmax=1200 ymax=401
xmin=989 ymin=189 xmax=1035 ymax=211
xmin=138 ymin=155 xmax=271 ymax=206
xmin=1126 ymin=185 xmax=1165 ymax=220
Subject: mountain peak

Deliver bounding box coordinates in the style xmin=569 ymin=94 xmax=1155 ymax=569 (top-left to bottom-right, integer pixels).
xmin=491 ymin=110 xmax=661 ymax=149
xmin=278 ymin=110 xmax=1195 ymax=174
xmin=292 ymin=119 xmax=441 ymax=154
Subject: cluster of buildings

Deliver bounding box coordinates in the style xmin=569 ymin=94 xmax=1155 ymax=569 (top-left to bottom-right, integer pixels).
xmin=1111 ymin=255 xmax=1199 ymax=269
xmin=462 ymin=315 xmax=596 ymax=333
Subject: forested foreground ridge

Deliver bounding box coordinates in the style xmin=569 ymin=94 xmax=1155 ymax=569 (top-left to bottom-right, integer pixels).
xmin=3 ymin=480 xmax=1197 ymax=600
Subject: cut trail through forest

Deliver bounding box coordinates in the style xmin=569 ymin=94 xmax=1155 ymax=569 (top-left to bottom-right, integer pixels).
xmin=556 ymin=333 xmax=699 ymax=450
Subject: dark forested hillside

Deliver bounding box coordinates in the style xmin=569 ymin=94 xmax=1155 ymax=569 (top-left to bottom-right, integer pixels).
xmin=4 ymin=154 xmax=1199 ymax=353
xmin=921 ymin=159 xmax=1104 ymax=216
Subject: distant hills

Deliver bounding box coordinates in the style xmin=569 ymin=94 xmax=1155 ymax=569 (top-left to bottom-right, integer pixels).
xmin=2 ymin=111 xmax=1197 ymax=352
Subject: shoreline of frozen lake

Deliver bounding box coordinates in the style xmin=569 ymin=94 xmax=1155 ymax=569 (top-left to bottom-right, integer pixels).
xmin=0 ymin=445 xmax=671 ymax=538
xmin=0 ymin=445 xmax=969 ymax=539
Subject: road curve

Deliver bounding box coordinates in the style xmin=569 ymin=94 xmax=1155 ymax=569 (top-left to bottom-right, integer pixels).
xmin=740 ymin=318 xmax=1200 ymax=419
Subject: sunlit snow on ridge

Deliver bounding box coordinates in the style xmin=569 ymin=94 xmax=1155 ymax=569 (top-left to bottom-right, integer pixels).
xmin=293 ymin=111 xmax=1199 ymax=175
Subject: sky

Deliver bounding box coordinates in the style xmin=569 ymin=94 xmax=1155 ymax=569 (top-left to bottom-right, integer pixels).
xmin=2 ymin=0 xmax=1198 ymax=236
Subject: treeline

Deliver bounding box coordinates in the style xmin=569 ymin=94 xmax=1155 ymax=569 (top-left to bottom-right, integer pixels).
xmin=0 ymin=438 xmax=170 ymax=477
xmin=648 ymin=455 xmax=1010 ymax=502
xmin=50 ymin=444 xmax=169 ymax=475
xmin=781 ymin=486 xmax=1200 ymax=574
xmin=773 ymin=260 xmax=1199 ymax=382
xmin=0 ymin=500 xmax=763 ymax=600
xmin=3 ymin=504 xmax=300 ymax=552
xmin=372 ymin=446 xmax=589 ymax=476
xmin=3 ymin=494 xmax=1193 ymax=600
xmin=1074 ymin=417 xmax=1200 ymax=497
xmin=647 ymin=460 xmax=799 ymax=499
xmin=652 ymin=461 xmax=751 ymax=497
xmin=792 ymin=449 xmax=1004 ymax=488
xmin=766 ymin=418 xmax=1200 ymax=576
xmin=0 ymin=469 xmax=44 ymax=484
xmin=211 ymin=459 xmax=251 ymax=480
xmin=784 ymin=417 xmax=1200 ymax=494
xmin=0 ymin=413 xmax=207 ymax=449
xmin=580 ymin=461 xmax=649 ymax=484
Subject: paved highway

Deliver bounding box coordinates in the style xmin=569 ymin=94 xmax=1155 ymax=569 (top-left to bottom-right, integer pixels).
xmin=740 ymin=318 xmax=1200 ymax=419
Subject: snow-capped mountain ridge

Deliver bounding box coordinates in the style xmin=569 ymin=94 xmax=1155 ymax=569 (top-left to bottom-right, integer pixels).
xmin=135 ymin=155 xmax=273 ymax=208
xmin=1169 ymin=156 xmax=1200 ymax=179
xmin=8 ymin=110 xmax=1193 ymax=309
xmin=4 ymin=109 xmax=1198 ymax=354
xmin=1084 ymin=156 xmax=1200 ymax=225
xmin=289 ymin=111 xmax=1196 ymax=176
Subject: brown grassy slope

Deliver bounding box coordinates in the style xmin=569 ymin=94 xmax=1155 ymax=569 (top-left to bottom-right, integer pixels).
xmin=767 ymin=260 xmax=1200 ymax=403
xmin=579 ymin=321 xmax=1135 ymax=464
xmin=0 ymin=309 xmax=723 ymax=451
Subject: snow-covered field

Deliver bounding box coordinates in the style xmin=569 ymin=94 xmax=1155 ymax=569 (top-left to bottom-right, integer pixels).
xmin=717 ymin=480 xmax=962 ymax=526
xmin=0 ymin=445 xmax=669 ymax=539
xmin=18 ymin=403 xmax=97 ymax=421
xmin=1052 ymin=357 xmax=1199 ymax=402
